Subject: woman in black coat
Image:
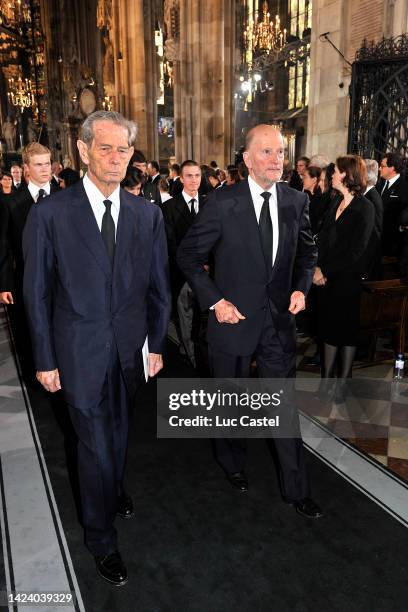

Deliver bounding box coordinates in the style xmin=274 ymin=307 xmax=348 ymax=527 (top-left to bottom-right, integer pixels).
xmin=313 ymin=155 xmax=375 ymax=401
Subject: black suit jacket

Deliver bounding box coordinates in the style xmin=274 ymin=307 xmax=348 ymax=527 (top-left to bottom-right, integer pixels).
xmin=364 ymin=186 xmax=383 ymax=279
xmin=169 ymin=176 xmax=183 ymax=197
xmin=0 ymin=183 xmax=59 ymax=293
xmin=22 ymin=181 xmax=171 ymax=409
xmin=161 ymin=193 xmax=205 ymax=297
xmin=177 ymin=179 xmax=317 ymax=355
xmin=381 ymin=176 xmax=408 ymax=255
xmin=144 ymin=174 xmax=161 ymax=205
xmin=317 ymin=195 xmax=375 ymax=286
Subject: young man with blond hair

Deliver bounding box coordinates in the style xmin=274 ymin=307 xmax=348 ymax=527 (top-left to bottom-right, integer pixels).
xmin=0 ymin=142 xmax=58 ymax=382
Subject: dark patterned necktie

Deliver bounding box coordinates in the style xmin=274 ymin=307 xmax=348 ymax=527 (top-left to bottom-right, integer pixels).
xmin=102 ymin=199 xmax=115 ymax=268
xmin=189 ymin=198 xmax=196 ymax=219
xmin=259 ymin=191 xmax=273 ymax=269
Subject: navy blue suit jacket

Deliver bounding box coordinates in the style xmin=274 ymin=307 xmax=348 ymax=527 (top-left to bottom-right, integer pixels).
xmin=22 ymin=180 xmax=171 ymax=410
xmin=177 ymin=179 xmax=316 ymax=356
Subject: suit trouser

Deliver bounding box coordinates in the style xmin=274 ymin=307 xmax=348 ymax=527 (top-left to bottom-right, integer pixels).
xmin=209 ymin=303 xmax=311 ymax=502
xmin=8 ymin=290 xmax=36 ymax=382
xmin=67 ymin=347 xmax=131 ymax=556
xmin=177 ymin=282 xmax=202 ymax=367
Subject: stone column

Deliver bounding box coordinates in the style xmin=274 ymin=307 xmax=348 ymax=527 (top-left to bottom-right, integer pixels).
xmin=115 ymin=0 xmax=158 ymax=157
xmin=173 ymin=0 xmax=235 ymax=166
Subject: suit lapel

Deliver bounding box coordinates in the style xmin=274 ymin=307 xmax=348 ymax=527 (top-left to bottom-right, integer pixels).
xmin=113 ymin=191 xmax=134 ymax=279
xmin=15 ymin=187 xmax=34 ymax=224
xmin=70 ymin=181 xmax=112 ymax=279
xmin=176 ymin=194 xmax=192 ymax=225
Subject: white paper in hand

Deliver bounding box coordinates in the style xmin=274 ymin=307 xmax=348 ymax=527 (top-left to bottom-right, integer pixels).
xmin=142 ymin=336 xmax=149 ymax=381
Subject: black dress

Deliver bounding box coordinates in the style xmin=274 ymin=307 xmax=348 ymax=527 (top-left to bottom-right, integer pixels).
xmin=317 ymin=195 xmax=375 ymax=346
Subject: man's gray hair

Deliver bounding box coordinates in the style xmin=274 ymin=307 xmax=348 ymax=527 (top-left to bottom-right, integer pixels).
xmin=309 ymin=154 xmax=330 ymax=169
xmin=80 ymin=110 xmax=137 ymax=147
xmin=364 ymin=158 xmax=379 ymax=187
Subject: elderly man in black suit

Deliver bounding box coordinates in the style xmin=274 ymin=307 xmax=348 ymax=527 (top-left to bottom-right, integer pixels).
xmin=177 ymin=125 xmax=322 ymax=519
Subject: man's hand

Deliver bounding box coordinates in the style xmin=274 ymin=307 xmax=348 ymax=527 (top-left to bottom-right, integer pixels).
xmin=288 ymin=291 xmax=306 ymax=315
xmin=37 ymin=369 xmax=61 ymax=393
xmin=312 ymin=267 xmax=327 ymax=286
xmin=214 ymin=298 xmax=246 ymax=324
xmin=0 ymin=292 xmax=14 ymax=305
xmin=148 ymin=353 xmax=163 ymax=377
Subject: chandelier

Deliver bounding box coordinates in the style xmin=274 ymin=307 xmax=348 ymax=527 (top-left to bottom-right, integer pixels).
xmin=7 ymin=76 xmax=36 ymax=112
xmin=245 ymin=1 xmax=287 ymax=55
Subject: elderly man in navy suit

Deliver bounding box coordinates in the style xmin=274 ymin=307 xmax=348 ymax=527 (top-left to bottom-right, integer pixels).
xmin=23 ymin=111 xmax=171 ymax=586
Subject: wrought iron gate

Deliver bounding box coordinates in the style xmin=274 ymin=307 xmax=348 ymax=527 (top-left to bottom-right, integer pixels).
xmin=348 ymin=35 xmax=408 ymax=173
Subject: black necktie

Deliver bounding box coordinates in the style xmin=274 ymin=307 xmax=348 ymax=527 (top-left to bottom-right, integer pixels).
xmin=102 ymin=199 xmax=115 ymax=268
xmin=189 ymin=198 xmax=196 ymax=219
xmin=37 ymin=188 xmax=46 ymax=202
xmin=259 ymin=191 xmax=273 ymax=269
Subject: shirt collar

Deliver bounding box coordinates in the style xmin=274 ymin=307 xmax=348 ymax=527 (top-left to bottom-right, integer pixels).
xmin=28 ymin=180 xmax=50 ymax=201
xmin=248 ymin=175 xmax=277 ymax=200
xmin=83 ymin=173 xmax=121 ymax=210
xmin=182 ymin=190 xmax=198 ymax=205
xmin=388 ymin=174 xmax=400 ymax=188
xmin=365 ymin=185 xmax=374 ymax=194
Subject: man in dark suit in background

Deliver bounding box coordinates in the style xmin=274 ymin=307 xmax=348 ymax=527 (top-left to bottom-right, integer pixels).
xmin=364 ymin=159 xmax=383 ymax=280
xmin=161 ymin=160 xmax=205 ymax=365
xmin=22 ymin=111 xmax=171 ymax=586
xmin=289 ymin=156 xmax=309 ymax=191
xmin=0 ymin=143 xmax=59 ymax=382
xmin=51 ymin=161 xmax=63 ymax=188
xmin=10 ymin=163 xmax=24 ymax=191
xmin=168 ymin=162 xmax=183 ymax=197
xmin=379 ymin=153 xmax=408 ymax=257
xmin=178 ymin=125 xmax=322 ymax=519
xmin=144 ymin=159 xmax=161 ymax=204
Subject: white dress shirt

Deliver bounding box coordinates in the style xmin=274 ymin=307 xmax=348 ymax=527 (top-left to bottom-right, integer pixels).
xmin=248 ymin=175 xmax=279 ymax=265
xmin=28 ymin=181 xmax=51 ymax=203
xmin=83 ymin=173 xmax=120 ymax=238
xmin=182 ymin=190 xmax=199 ymax=214
xmin=160 ymin=192 xmax=172 ymax=203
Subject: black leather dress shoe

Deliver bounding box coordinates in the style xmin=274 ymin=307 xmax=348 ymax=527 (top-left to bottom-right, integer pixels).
xmin=226 ymin=471 xmax=248 ymax=491
xmin=117 ymin=494 xmax=134 ymax=519
xmin=292 ymin=497 xmax=323 ymax=519
xmin=95 ymin=551 xmax=128 ymax=586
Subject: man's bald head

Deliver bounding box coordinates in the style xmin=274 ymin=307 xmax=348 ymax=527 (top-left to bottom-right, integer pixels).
xmin=243 ymin=124 xmax=285 ymax=189
xmin=245 ymin=124 xmax=283 ymax=151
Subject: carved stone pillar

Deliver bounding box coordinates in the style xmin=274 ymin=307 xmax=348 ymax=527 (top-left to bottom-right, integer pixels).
xmin=171 ymin=0 xmax=235 ymax=166
xmin=115 ymin=0 xmax=157 ymax=156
